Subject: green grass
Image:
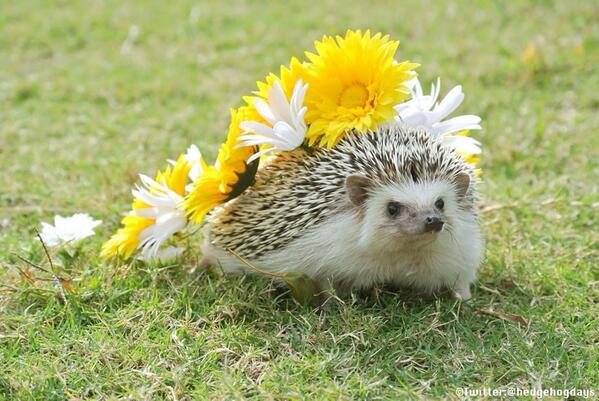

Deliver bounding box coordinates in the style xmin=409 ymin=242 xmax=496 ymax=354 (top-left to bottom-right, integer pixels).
xmin=1 ymin=0 xmax=598 ymax=399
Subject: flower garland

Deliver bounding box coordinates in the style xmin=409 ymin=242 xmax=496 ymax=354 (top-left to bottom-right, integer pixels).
xmin=102 ymin=29 xmax=483 ymax=262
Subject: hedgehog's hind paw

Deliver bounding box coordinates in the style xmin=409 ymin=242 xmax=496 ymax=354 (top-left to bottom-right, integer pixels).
xmin=199 ymin=256 xmax=213 ymax=269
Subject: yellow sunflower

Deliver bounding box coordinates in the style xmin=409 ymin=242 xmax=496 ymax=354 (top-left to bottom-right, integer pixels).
xmin=302 ymin=30 xmax=418 ymax=148
xmin=184 ymin=107 xmax=260 ymax=223
xmin=101 ymin=156 xmax=191 ymax=260
xmin=100 ymin=213 xmax=154 ymax=260
xmin=242 ymin=30 xmax=417 ymax=149
xmin=157 ymin=155 xmax=192 ymax=196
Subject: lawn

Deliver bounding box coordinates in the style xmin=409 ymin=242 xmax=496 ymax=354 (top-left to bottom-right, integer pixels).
xmin=1 ymin=0 xmax=598 ymax=399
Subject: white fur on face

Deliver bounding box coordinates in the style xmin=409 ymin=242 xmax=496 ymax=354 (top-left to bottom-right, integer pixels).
xmin=358 ymin=179 xmax=461 ymax=251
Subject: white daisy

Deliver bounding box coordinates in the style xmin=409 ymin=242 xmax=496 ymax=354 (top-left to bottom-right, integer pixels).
xmin=394 ymin=77 xmax=482 ymax=154
xmin=238 ymin=79 xmax=309 ymax=162
xmin=131 ymin=174 xmax=187 ymax=259
xmin=39 ymin=213 xmax=102 ymax=247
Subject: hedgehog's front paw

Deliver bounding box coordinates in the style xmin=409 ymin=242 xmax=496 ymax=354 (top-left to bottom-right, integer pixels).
xmin=453 ymin=285 xmax=471 ymax=301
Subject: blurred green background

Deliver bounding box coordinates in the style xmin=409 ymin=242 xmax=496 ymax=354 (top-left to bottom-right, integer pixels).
xmin=1 ymin=1 xmax=597 ymax=399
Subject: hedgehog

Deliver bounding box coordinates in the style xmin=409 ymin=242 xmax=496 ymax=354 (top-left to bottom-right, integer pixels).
xmin=200 ymin=125 xmax=483 ymax=300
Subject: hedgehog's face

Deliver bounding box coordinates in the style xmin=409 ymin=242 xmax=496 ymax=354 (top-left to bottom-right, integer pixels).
xmin=346 ymin=173 xmax=470 ymax=249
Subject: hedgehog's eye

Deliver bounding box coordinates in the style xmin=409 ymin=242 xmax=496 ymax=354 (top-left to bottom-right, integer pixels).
xmin=435 ymin=198 xmax=445 ymax=210
xmin=387 ymin=201 xmax=402 ymax=217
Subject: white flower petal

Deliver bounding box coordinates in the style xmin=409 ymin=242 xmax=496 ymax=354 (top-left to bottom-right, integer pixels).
xmin=136 ymin=208 xmax=186 ymax=259
xmin=396 ymin=109 xmax=430 ymax=126
xmin=253 ymin=98 xmax=276 ymax=125
xmin=272 ymin=121 xmax=303 ymax=149
xmin=432 ymin=85 xmax=464 ymax=121
xmin=138 ymin=246 xmax=185 ymax=262
xmin=403 ymin=77 xmax=418 ymax=91
xmin=393 ymin=77 xmax=482 ymax=153
xmin=432 ymin=115 xmax=482 ymax=136
xmin=238 ymin=135 xmax=289 ymax=148
xmin=130 ymin=208 xmax=159 ymax=219
xmin=239 ymin=121 xmax=279 ymax=138
xmin=185 ymin=144 xmax=202 ymax=164
xmin=38 ymin=213 xmax=101 ymax=248
xmin=247 ymin=147 xmax=276 ymax=163
xmin=268 ymin=81 xmax=293 ymax=124
xmin=290 ymin=81 xmax=308 ymax=115
xmin=412 ymin=77 xmax=423 ymax=99
xmin=39 ymin=222 xmax=62 ymax=247
xmin=431 ymin=77 xmax=441 ymax=106
xmin=127 ymin=170 xmax=188 ymax=258
xmin=443 ymin=135 xmax=482 ymax=154
xmin=238 ymin=79 xmax=308 ymax=163
xmin=184 ymin=144 xmax=204 ymax=182
xmin=134 ymin=175 xmax=183 ymax=209
xmin=132 ymin=188 xmax=173 ymax=209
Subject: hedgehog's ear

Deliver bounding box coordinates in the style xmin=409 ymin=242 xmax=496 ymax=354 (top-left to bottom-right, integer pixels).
xmin=454 ymin=173 xmax=470 ymax=198
xmin=346 ymin=174 xmax=372 ymax=207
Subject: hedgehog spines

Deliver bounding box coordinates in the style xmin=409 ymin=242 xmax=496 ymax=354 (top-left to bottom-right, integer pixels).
xmin=207 ymin=126 xmax=477 ymax=258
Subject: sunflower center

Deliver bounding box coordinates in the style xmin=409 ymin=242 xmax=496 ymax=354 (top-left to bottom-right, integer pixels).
xmin=339 ymin=84 xmax=368 ymax=108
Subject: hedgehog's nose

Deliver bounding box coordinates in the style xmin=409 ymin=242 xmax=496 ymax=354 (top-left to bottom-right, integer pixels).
xmin=424 ymin=216 xmax=444 ymax=232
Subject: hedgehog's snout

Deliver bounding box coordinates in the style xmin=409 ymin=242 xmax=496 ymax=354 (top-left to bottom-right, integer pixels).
xmin=424 ymin=216 xmax=444 ymax=233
